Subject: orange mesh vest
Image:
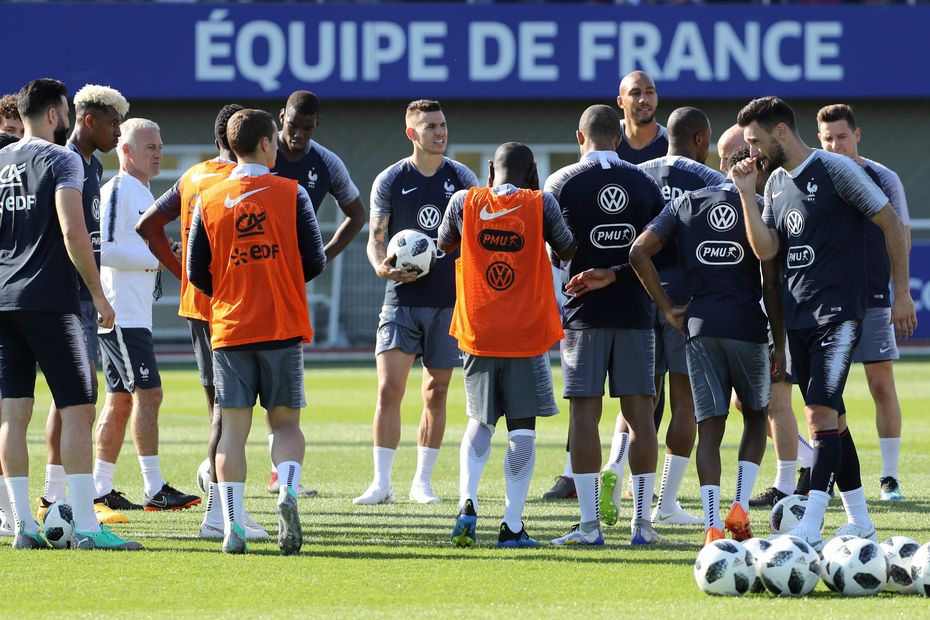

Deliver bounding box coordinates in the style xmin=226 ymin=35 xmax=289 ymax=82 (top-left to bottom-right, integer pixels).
xmin=451 ymin=186 xmax=563 ymax=357
xmin=177 ymin=159 xmax=234 ymax=321
xmin=198 ymin=174 xmax=313 ymax=349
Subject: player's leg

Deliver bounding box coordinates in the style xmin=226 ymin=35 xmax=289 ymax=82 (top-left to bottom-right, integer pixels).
xmin=696 ymin=415 xmax=725 ymax=545
xmin=1 ymin=396 xmax=39 ymax=541
xmin=653 ymin=370 xmax=700 ymax=525
xmin=749 ymin=380 xmax=799 ymax=507
xmin=411 ymin=365 xmax=451 ymax=503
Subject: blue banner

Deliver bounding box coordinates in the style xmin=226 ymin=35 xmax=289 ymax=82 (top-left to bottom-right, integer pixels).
xmin=909 ymin=243 xmax=930 ymax=342
xmin=3 ymin=4 xmax=928 ymax=100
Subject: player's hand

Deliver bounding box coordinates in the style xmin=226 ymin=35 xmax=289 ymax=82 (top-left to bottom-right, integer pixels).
xmin=376 ymin=254 xmax=419 ymax=283
xmin=730 ymin=157 xmax=759 ymax=195
xmin=565 ymin=268 xmax=615 ymax=297
xmin=891 ymin=292 xmax=917 ymax=340
xmin=770 ymin=346 xmax=786 ymax=383
xmin=171 ymin=239 xmax=182 ymax=263
xmin=665 ymin=304 xmax=687 ymax=334
xmin=94 ymin=297 xmax=116 ymax=330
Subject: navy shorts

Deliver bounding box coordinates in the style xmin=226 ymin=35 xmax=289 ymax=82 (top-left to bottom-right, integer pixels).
xmin=99 ymin=327 xmax=162 ymax=393
xmin=78 ymin=300 xmax=100 ymax=366
xmin=787 ymin=320 xmax=861 ymax=414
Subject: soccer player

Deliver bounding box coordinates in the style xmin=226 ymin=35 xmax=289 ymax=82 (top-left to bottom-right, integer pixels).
xmin=187 ymin=108 xmax=327 ymax=555
xmin=266 ymin=90 xmax=365 ymax=496
xmin=0 ymin=78 xmax=139 ymax=550
xmin=629 ymin=144 xmax=785 ymax=545
xmin=732 ymin=96 xmax=915 ymax=549
xmin=37 ymin=85 xmax=129 ymax=526
xmin=355 ymin=100 xmax=478 ymax=505
xmin=440 ymin=142 xmax=575 ymax=547
xmin=0 ymin=94 xmax=23 ymax=138
xmin=137 ymin=104 xmax=268 ymax=540
xmin=816 ymin=104 xmax=910 ymax=501
xmin=716 ymin=124 xmax=745 ymax=174
xmin=95 ymin=118 xmax=201 ymax=512
xmin=546 ymin=105 xmax=667 ymax=545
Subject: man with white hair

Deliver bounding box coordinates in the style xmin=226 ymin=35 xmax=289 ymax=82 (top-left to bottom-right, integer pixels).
xmin=94 ymin=117 xmax=201 ymax=512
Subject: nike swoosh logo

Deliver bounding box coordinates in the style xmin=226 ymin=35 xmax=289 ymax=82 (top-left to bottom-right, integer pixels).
xmin=401 ymin=187 xmax=417 ymax=195
xmin=772 ymin=191 xmax=784 ymax=198
xmin=821 ymin=339 xmax=834 ymax=347
xmin=479 ymin=204 xmax=523 ymax=221
xmin=191 ymin=172 xmax=222 ymax=183
xmin=225 ymin=186 xmax=269 ymax=209
xmin=147 ymin=496 xmax=168 ymax=508
xmin=879 ymin=345 xmax=891 ymax=353
xmin=138 ymin=210 xmax=146 ymax=215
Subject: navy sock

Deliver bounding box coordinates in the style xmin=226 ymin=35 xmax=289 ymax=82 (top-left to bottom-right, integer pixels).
xmin=810 ymin=429 xmax=842 ymax=494
xmin=835 ymin=429 xmax=862 ymax=492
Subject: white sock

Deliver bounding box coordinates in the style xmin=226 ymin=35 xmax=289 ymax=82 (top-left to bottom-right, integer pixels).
xmin=277 ymin=461 xmax=302 ymax=491
xmin=93 ymin=459 xmax=115 ymax=497
xmin=204 ymin=482 xmax=223 ymax=524
xmin=268 ymin=435 xmax=277 ymax=473
xmin=575 ymin=472 xmax=600 ymax=527
xmin=44 ymin=464 xmax=66 ymax=502
xmin=459 ymin=418 xmax=494 ymax=512
xmin=373 ymin=446 xmax=396 ymax=489
xmin=67 ymin=474 xmax=100 ymax=533
xmin=840 ymin=487 xmax=873 ymax=529
xmin=604 ymin=431 xmax=629 ymax=476
xmin=733 ymin=460 xmax=760 ymax=512
xmin=503 ymin=429 xmax=536 ymax=533
xmin=562 ymin=450 xmax=573 ymax=478
xmin=5 ymin=477 xmax=38 ymax=534
xmin=656 ymin=454 xmax=689 ymax=514
xmin=879 ymin=437 xmax=900 ymax=480
xmin=700 ymin=484 xmax=722 ymax=531
xmin=414 ymin=446 xmax=439 ymax=486
xmin=219 ymin=482 xmax=245 ymax=533
xmin=631 ymin=473 xmax=656 ymax=524
xmin=0 ymin=476 xmax=13 ymax=525
xmin=797 ymin=489 xmax=829 ymax=532
xmin=773 ymin=459 xmax=797 ymax=495
xmin=138 ymin=455 xmax=165 ymax=497
xmin=797 ymin=434 xmax=814 ymax=469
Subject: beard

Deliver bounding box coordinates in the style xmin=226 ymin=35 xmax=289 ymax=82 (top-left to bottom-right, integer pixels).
xmin=762 ymin=140 xmax=787 ymax=172
xmin=53 ymin=116 xmax=68 ymax=146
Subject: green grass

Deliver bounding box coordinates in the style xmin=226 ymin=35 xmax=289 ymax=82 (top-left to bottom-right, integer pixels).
xmin=3 ymin=362 xmax=930 ymax=618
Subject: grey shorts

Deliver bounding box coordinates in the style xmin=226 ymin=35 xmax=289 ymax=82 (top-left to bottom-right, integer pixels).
xmin=852 ymin=307 xmax=898 ymax=364
xmin=654 ymin=307 xmax=688 ymax=376
xmin=375 ymin=305 xmax=461 ymax=369
xmin=188 ymin=318 xmax=214 ymax=387
xmin=213 ymin=344 xmax=306 ymax=409
xmin=687 ymin=336 xmax=771 ymax=423
xmin=99 ymin=327 xmax=161 ymax=393
xmin=463 ymin=352 xmax=558 ymax=425
xmin=561 ymin=327 xmax=656 ymax=398
xmin=78 ymin=300 xmax=99 ymax=365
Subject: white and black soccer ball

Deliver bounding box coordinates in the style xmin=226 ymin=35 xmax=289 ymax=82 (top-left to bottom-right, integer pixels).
xmin=881 ymin=536 xmax=920 ymax=594
xmin=42 ymin=501 xmax=75 ymax=549
xmin=770 ymin=494 xmax=819 ymax=535
xmin=742 ymin=537 xmax=772 ymax=593
xmin=196 ymin=458 xmax=211 ymax=494
xmin=910 ymin=542 xmax=930 ymax=597
xmin=820 ymin=535 xmax=857 ymax=590
xmin=824 ymin=538 xmax=887 ymax=596
xmin=694 ymin=539 xmax=755 ymax=596
xmin=758 ymin=535 xmax=821 ymax=597
xmin=387 ymin=229 xmax=437 ymax=279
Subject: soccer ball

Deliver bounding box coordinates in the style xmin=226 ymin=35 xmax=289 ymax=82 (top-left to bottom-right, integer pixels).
xmin=693 ymin=539 xmax=755 ymax=596
xmin=881 ymin=536 xmax=920 ymax=594
xmin=387 ymin=229 xmax=437 ymax=279
xmin=758 ymin=535 xmax=821 ymax=596
xmin=770 ymin=494 xmax=819 ymax=535
xmin=910 ymin=542 xmax=930 ymax=596
xmin=741 ymin=537 xmax=772 ymax=593
xmin=42 ymin=501 xmax=75 ymax=549
xmin=196 ymin=458 xmax=211 ymax=494
xmin=820 ymin=535 xmax=857 ymax=590
xmin=824 ymin=538 xmax=887 ymax=596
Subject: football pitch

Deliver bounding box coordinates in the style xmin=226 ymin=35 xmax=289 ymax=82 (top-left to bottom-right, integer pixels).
xmin=3 ymin=361 xmax=930 ymax=618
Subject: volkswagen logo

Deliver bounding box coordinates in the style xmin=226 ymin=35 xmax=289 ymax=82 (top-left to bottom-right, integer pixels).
xmin=417 ymin=204 xmax=442 ymax=230
xmin=597 ymin=184 xmax=628 ymax=214
xmin=707 ymin=202 xmax=738 ymax=232
xmin=785 ymin=209 xmax=804 ymax=237
xmin=486 ymin=261 xmax=515 ymax=291
xmin=92 ymin=196 xmax=100 ymax=222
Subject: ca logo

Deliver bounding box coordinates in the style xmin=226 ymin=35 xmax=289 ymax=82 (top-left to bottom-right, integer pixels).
xmin=417 ymin=204 xmax=441 ymax=230
xmin=707 ymin=203 xmax=738 ymax=232
xmin=785 ymin=209 xmax=804 ymax=237
xmin=0 ymin=163 xmax=26 ymax=188
xmin=597 ymin=184 xmax=628 ymax=214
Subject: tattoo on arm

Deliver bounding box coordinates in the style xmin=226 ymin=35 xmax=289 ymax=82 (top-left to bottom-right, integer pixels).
xmin=368 ymin=214 xmax=390 ymax=268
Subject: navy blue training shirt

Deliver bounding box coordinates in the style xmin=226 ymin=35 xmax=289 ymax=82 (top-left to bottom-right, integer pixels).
xmin=860 ymin=158 xmax=908 ymax=309
xmin=67 ymin=141 xmax=103 ymax=302
xmin=272 ymin=137 xmax=360 ymax=213
xmin=616 ymin=120 xmax=669 ymax=165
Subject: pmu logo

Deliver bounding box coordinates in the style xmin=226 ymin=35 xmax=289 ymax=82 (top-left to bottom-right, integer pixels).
xmin=707 ymin=203 xmax=738 ymax=232
xmin=785 ymin=209 xmax=805 ymax=237
xmin=479 ymin=229 xmax=524 ymax=252
xmin=486 ymin=261 xmax=515 ymax=291
xmin=697 ymin=241 xmax=744 ymax=265
xmin=597 ymin=184 xmax=628 ymax=214
xmin=90 ymin=231 xmax=101 ymax=253
xmin=787 ymin=245 xmax=815 ymax=269
xmin=230 ymin=243 xmax=280 ymax=266
xmin=235 ymin=211 xmax=267 ymax=238
xmin=417 ymin=204 xmax=441 ymax=230
xmin=590 ymin=223 xmax=635 ymax=249
xmin=0 ymin=163 xmax=26 ymax=189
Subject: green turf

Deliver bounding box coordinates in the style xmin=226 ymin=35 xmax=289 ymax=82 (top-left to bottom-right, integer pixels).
xmin=3 ymin=362 xmax=930 ymax=618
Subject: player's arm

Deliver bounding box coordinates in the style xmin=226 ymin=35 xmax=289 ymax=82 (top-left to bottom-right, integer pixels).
xmin=296 ymin=186 xmax=327 ymax=282
xmin=541 ymin=192 xmax=575 ymax=261
xmin=136 ymin=181 xmax=182 ymax=280
xmin=437 ymin=190 xmax=465 ymax=255
xmin=56 ymin=187 xmax=115 ymax=329
xmin=629 ymin=230 xmax=684 ymax=331
xmin=186 ymin=204 xmax=212 ymax=296
xmin=731 ymin=158 xmax=779 ymax=261
xmin=761 ymin=259 xmax=786 ymax=383
xmin=367 ymin=213 xmax=417 ymax=283
xmin=872 ymin=204 xmax=917 ymax=339
xmin=324 ymin=196 xmax=365 ymax=262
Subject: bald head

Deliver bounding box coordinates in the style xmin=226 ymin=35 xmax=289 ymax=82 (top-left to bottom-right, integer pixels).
xmin=491 ymin=142 xmax=536 ymax=189
xmin=619 ymin=71 xmax=654 ymax=96
xmin=717 ymin=124 xmax=746 ymax=173
xmin=578 ymin=104 xmax=621 ymax=149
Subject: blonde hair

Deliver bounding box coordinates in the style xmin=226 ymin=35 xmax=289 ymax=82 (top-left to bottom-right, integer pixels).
xmin=117 ymin=118 xmax=160 ymax=153
xmin=74 ymin=84 xmax=129 ymax=118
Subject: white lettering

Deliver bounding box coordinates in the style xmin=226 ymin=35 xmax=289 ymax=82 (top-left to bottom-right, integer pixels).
xmin=714 ymin=22 xmax=760 ymax=81
xmin=763 ymin=21 xmax=802 ymax=82
xmin=519 ymin=22 xmax=558 ymax=81
xmin=579 ymin=22 xmax=616 ymax=81
xmin=619 ymin=22 xmax=663 ymax=78
xmin=363 ymin=22 xmax=406 ymax=81
xmin=2 ymin=194 xmax=36 ymax=211
xmin=288 ymin=22 xmax=335 ymax=82
xmin=409 ymin=22 xmax=448 ymax=81
xmin=236 ymin=20 xmax=286 ymax=91
xmin=195 ymin=9 xmax=235 ymax=82
xmin=805 ymin=22 xmax=843 ymax=80
xmin=340 ymin=22 xmax=358 ymax=81
xmin=469 ymin=22 xmax=515 ymax=81
xmin=663 ymin=22 xmax=712 ymax=80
